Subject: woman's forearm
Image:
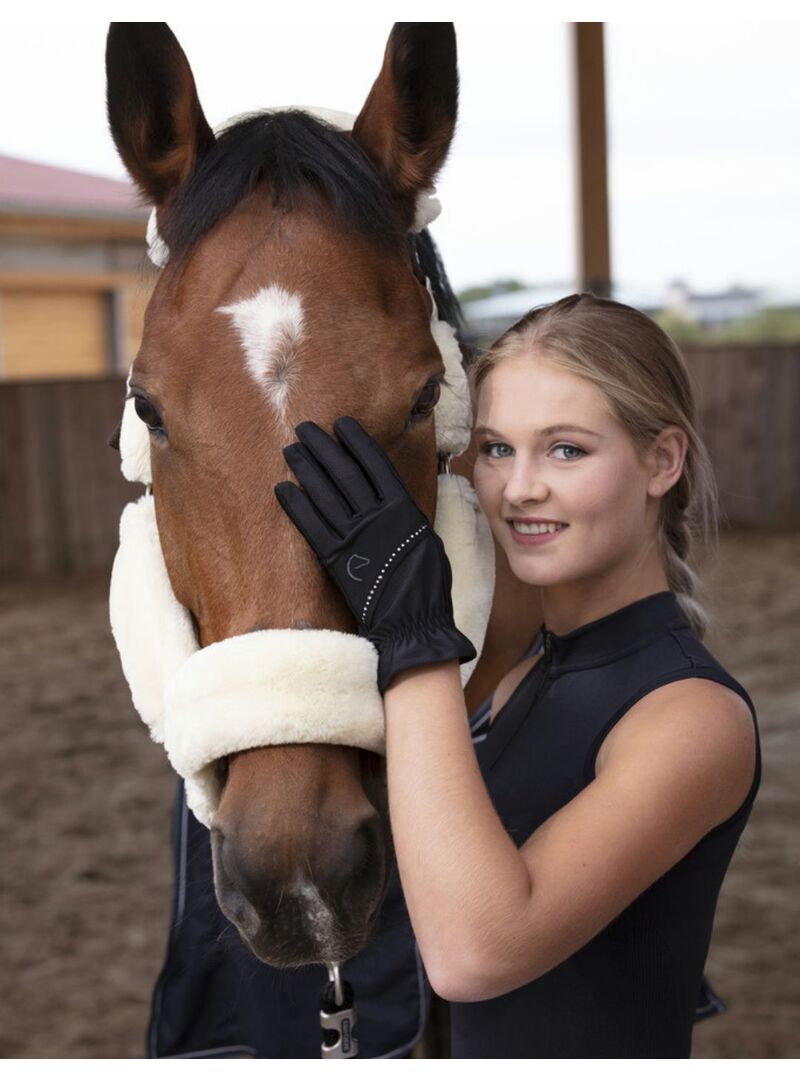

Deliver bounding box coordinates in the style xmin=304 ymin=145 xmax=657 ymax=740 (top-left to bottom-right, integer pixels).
xmin=383 ymin=660 xmax=533 ymax=999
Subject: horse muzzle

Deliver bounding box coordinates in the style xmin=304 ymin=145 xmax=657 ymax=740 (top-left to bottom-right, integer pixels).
xmin=210 ymin=799 xmax=389 ymax=966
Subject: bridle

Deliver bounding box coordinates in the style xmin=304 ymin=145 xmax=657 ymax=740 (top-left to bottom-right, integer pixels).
xmin=109 ymin=106 xmax=495 ymax=1058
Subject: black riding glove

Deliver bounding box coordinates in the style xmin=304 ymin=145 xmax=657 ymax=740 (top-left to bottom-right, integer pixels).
xmin=274 ymin=416 xmax=476 ymax=694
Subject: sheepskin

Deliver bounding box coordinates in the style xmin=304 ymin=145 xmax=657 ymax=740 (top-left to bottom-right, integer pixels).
xmin=119 ymin=372 xmax=152 ymax=486
xmin=433 ymin=473 xmax=495 ymax=687
xmin=426 ymin=280 xmax=472 ymax=458
xmin=109 ymin=493 xmax=196 ymax=742
xmin=165 ymin=629 xmax=385 ymax=826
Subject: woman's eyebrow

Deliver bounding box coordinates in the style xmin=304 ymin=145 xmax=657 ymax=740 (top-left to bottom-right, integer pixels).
xmin=475 ymin=424 xmax=604 ymax=439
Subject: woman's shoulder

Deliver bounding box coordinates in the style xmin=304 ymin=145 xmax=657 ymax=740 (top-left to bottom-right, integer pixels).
xmin=596 ymin=675 xmax=758 ymax=833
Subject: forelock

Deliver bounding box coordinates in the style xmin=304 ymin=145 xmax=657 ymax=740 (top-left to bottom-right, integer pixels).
xmin=162 ymin=110 xmax=405 ymax=261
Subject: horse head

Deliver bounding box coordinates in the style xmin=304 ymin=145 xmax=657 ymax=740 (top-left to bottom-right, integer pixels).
xmin=106 ymin=22 xmax=469 ymax=967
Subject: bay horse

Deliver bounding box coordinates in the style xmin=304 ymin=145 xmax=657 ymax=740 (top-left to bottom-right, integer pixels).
xmin=106 ymin=21 xmax=539 ymax=973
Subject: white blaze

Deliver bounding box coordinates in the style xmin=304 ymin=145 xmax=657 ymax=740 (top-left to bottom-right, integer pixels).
xmin=218 ymin=286 xmax=304 ymax=421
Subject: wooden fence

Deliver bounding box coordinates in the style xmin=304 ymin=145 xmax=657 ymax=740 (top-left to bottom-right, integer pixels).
xmin=0 ymin=345 xmax=798 ymax=577
xmin=687 ymin=345 xmax=800 ymax=529
xmin=0 ymin=377 xmax=130 ymax=576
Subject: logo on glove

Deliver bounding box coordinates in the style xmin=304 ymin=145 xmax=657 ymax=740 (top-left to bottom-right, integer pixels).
xmin=346 ymin=554 xmax=370 ymax=582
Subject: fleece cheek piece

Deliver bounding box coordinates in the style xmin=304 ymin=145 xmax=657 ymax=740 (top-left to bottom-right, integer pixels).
xmin=119 ymin=373 xmax=152 ymax=486
xmin=433 ymin=473 xmax=494 ymax=689
xmin=109 ymin=494 xmax=196 ymax=743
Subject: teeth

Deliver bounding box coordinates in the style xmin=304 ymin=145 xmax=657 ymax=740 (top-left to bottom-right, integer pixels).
xmin=512 ymin=521 xmax=563 ymax=535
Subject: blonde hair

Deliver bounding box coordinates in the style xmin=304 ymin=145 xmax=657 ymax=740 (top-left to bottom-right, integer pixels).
xmin=469 ymin=294 xmax=717 ymax=637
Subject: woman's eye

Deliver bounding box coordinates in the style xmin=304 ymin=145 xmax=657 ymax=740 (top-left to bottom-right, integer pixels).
xmin=480 ymin=441 xmax=513 ymax=459
xmin=552 ymin=443 xmax=585 ymax=461
xmin=133 ymin=395 xmax=164 ymax=431
xmin=410 ymin=380 xmax=441 ymax=420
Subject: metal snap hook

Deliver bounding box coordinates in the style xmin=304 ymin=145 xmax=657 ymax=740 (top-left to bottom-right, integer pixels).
xmin=320 ymin=963 xmax=358 ymax=1059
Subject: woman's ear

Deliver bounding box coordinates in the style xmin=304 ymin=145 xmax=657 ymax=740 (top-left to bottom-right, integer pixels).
xmin=647 ymin=426 xmax=689 ymax=497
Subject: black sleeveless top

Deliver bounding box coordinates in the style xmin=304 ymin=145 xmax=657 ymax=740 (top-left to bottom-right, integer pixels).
xmin=450 ymin=591 xmax=761 ymax=1059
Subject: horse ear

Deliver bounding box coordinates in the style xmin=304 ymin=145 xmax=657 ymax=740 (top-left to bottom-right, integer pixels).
xmin=353 ymin=23 xmax=458 ymax=219
xmin=105 ymin=23 xmax=215 ymax=206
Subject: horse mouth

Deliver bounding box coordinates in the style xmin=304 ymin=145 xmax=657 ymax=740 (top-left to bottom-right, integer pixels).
xmin=246 ymin=898 xmax=385 ymax=968
xmin=216 ymin=880 xmax=387 ymax=968
xmin=210 ymin=829 xmax=390 ymax=968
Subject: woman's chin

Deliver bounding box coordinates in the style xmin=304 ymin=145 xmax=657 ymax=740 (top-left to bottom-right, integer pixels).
xmin=505 ymin=555 xmax=562 ymax=588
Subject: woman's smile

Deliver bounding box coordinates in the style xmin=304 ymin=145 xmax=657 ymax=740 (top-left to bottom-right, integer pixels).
xmin=508 ymin=520 xmax=569 ymax=544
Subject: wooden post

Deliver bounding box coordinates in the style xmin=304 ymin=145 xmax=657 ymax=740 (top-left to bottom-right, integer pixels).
xmin=571 ymin=23 xmax=611 ymax=297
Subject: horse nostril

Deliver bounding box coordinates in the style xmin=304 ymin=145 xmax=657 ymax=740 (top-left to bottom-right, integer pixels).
xmin=214 ymin=826 xmax=264 ymax=902
xmin=335 ymin=811 xmax=382 ymax=904
xmin=213 ymin=806 xmax=385 ymax=935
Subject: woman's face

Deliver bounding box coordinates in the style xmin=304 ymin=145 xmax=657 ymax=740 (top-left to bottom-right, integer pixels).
xmin=473 ymin=352 xmax=661 ymax=590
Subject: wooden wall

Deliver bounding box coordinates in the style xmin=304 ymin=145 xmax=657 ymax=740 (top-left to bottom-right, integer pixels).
xmin=0 ymin=273 xmax=155 ymax=380
xmin=0 ymin=290 xmax=110 ymax=379
xmin=0 ymin=344 xmax=798 ymax=578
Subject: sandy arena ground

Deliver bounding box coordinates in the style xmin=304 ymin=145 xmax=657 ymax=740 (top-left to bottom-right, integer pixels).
xmin=0 ymin=531 xmax=798 ymax=1058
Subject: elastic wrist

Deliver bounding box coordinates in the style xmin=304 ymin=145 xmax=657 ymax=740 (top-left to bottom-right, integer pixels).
xmin=368 ymin=609 xmax=459 ymax=648
xmin=374 ymin=622 xmax=476 ymax=695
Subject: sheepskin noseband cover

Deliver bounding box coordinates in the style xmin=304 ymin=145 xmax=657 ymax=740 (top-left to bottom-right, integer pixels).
xmin=111 ymin=468 xmax=493 ymax=827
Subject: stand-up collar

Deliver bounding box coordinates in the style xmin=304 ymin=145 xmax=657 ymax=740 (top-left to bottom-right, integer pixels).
xmin=541 ymin=591 xmax=689 ymax=674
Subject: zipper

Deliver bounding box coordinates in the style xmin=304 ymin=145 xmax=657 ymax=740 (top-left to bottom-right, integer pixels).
xmin=542 ymin=629 xmax=553 ymax=666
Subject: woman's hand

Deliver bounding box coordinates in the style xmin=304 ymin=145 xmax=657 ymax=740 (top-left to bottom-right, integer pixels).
xmin=275 ymin=416 xmax=476 ymax=693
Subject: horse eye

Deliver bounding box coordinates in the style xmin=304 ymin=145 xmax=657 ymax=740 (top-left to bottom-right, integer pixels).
xmin=133 ymin=395 xmax=164 ymax=431
xmin=410 ymin=380 xmax=441 ymax=420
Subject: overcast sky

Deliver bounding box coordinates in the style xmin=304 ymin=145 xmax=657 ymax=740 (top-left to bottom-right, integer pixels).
xmin=1 ymin=18 xmax=797 ymax=296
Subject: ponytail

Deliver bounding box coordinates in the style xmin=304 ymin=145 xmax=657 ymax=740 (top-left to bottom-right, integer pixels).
xmin=659 ymin=431 xmax=718 ymax=638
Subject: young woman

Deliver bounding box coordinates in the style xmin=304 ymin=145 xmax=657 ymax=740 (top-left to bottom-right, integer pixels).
xmin=276 ymin=293 xmax=761 ymax=1058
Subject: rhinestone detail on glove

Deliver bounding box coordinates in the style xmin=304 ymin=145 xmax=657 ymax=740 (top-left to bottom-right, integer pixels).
xmin=361 ymin=524 xmax=430 ymax=620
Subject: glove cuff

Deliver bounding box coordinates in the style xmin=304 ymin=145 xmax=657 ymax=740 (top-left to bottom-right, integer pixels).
xmin=372 ymin=618 xmax=477 ymax=695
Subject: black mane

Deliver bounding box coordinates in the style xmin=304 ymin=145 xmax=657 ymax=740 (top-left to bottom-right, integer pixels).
xmin=163 ymin=108 xmax=466 ymax=341
xmin=415 ymin=228 xmax=468 ymax=348
xmin=164 ymin=110 xmax=401 ymax=259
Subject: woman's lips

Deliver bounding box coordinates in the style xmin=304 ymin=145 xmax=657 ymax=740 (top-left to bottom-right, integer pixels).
xmin=507 ymin=521 xmax=568 ymax=546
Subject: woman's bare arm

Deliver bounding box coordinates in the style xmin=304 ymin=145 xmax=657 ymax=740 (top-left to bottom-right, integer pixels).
xmin=383 ymin=663 xmax=756 ymax=1002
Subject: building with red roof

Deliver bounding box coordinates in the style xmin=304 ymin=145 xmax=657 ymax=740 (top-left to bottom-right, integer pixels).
xmin=0 ymin=154 xmax=155 ymax=380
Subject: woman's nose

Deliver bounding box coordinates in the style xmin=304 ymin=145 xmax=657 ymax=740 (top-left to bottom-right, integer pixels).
xmin=504 ymin=472 xmax=549 ymax=507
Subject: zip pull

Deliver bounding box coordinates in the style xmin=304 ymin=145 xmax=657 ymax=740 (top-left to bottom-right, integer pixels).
xmin=542 ymin=629 xmax=553 ymax=665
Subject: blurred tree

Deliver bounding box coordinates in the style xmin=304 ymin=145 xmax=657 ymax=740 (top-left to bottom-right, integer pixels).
xmin=722 ymin=308 xmax=800 ymax=343
xmin=655 ymin=312 xmax=708 ymax=344
xmin=458 ymin=279 xmax=529 ymax=303
xmin=656 ymin=308 xmax=800 ymax=345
